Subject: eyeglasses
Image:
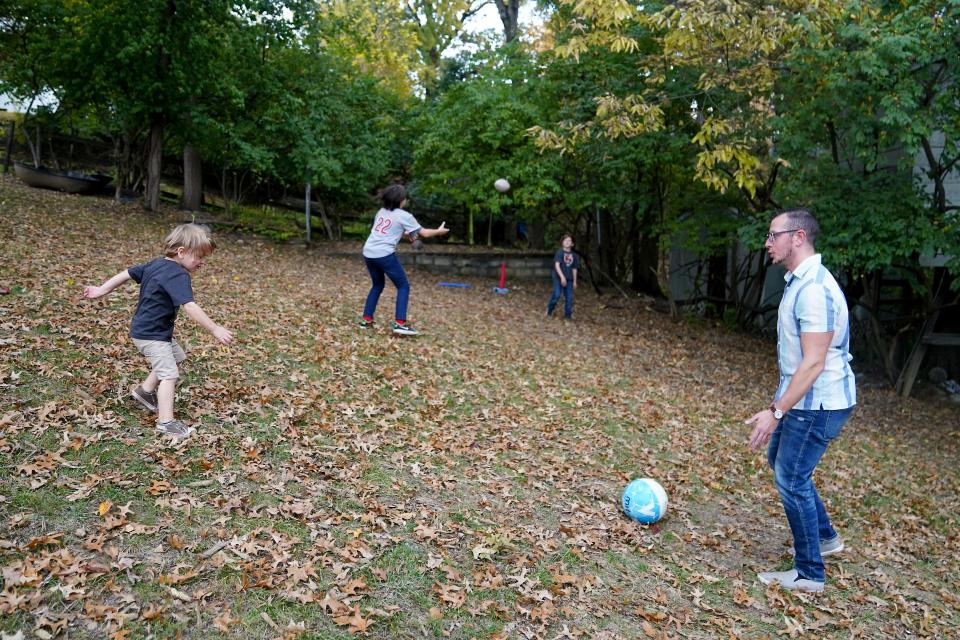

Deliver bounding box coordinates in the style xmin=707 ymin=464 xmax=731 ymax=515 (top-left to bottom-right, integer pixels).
xmin=765 ymin=228 xmax=799 ymax=241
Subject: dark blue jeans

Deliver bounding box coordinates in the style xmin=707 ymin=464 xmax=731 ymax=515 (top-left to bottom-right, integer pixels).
xmin=547 ymin=276 xmax=574 ymax=318
xmin=363 ymin=254 xmax=409 ymax=322
xmin=768 ymin=406 xmax=854 ymax=582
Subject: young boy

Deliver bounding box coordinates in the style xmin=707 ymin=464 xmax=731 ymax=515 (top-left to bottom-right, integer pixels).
xmin=547 ymin=233 xmax=579 ymax=319
xmin=83 ymin=223 xmax=234 ymax=440
xmin=360 ymin=184 xmax=449 ymax=335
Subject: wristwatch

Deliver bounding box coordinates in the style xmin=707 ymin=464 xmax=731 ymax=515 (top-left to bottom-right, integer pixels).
xmin=772 ymin=407 xmax=784 ymax=420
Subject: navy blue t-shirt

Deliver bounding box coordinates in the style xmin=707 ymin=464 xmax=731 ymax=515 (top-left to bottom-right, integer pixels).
xmin=553 ymin=249 xmax=580 ymax=281
xmin=128 ymin=258 xmax=194 ymax=341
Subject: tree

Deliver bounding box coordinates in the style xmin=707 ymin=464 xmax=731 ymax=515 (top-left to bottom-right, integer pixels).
xmin=492 ymin=0 xmax=521 ymax=43
xmin=52 ymin=0 xmax=241 ymax=210
xmin=317 ymin=0 xmax=419 ymax=97
xmin=0 ymin=1 xmax=67 ymax=166
xmin=404 ymin=0 xmax=487 ymax=93
xmin=413 ymin=48 xmax=561 ymax=244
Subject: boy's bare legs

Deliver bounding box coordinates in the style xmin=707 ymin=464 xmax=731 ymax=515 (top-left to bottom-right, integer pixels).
xmin=156 ymin=378 xmax=176 ymax=422
xmin=141 ymin=372 xmax=159 ymax=394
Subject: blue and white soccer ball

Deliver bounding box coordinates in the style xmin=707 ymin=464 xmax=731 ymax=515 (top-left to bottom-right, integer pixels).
xmin=621 ymin=478 xmax=668 ymax=524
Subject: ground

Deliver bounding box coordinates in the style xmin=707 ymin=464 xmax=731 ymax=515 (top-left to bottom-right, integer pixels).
xmin=0 ymin=175 xmax=958 ymax=639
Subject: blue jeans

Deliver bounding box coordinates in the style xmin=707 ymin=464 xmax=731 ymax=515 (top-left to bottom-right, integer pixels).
xmin=767 ymin=406 xmax=854 ymax=582
xmin=363 ymin=254 xmax=409 ymax=322
xmin=547 ymin=276 xmax=574 ymax=318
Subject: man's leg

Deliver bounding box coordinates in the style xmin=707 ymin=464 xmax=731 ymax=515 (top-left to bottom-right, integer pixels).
xmin=563 ymin=281 xmax=574 ymax=318
xmin=770 ymin=409 xmax=833 ymax=582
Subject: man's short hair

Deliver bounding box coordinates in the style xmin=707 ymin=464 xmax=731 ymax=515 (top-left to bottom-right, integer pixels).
xmin=163 ymin=223 xmax=215 ymax=258
xmin=778 ymin=208 xmax=819 ymax=246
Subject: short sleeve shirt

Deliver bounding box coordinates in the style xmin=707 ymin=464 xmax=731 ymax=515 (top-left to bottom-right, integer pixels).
xmin=128 ymin=258 xmax=194 ymax=341
xmin=553 ymin=250 xmax=579 ymax=280
xmin=776 ymin=254 xmax=856 ymax=410
xmin=362 ymin=208 xmax=422 ymax=259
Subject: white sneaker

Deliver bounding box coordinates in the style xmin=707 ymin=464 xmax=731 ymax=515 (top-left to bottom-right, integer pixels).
xmin=155 ymin=419 xmax=196 ymax=441
xmin=757 ymin=568 xmax=824 ymax=592
xmin=788 ymin=535 xmax=845 ymax=557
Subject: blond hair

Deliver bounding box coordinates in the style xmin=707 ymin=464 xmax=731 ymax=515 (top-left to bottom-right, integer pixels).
xmin=162 ymin=223 xmax=215 ymax=258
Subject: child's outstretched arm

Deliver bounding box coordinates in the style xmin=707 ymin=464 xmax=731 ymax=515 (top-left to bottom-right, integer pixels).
xmin=83 ymin=270 xmax=131 ymax=299
xmin=417 ymin=221 xmax=449 ymax=239
xmin=181 ymin=302 xmax=235 ymax=345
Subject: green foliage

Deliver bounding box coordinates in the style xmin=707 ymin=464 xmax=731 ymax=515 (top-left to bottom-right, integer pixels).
xmin=412 ymin=47 xmax=553 ymax=242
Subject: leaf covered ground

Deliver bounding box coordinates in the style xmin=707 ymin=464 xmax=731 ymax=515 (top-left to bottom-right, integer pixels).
xmin=1 ymin=176 xmax=958 ymax=639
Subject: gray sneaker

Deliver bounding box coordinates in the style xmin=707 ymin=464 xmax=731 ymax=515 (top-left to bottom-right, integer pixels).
xmin=757 ymin=568 xmax=825 ymax=592
xmin=788 ymin=535 xmax=845 ymax=557
xmin=132 ymin=386 xmax=158 ymax=412
xmin=155 ymin=419 xmax=195 ymax=441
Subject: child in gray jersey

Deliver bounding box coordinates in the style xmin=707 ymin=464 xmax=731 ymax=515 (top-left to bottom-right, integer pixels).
xmin=360 ymin=184 xmax=449 ymax=335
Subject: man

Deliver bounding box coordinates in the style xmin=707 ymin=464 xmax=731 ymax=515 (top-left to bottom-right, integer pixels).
xmin=745 ymin=208 xmax=857 ymax=592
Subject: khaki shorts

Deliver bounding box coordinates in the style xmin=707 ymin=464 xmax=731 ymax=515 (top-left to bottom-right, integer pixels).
xmin=132 ymin=338 xmax=186 ymax=380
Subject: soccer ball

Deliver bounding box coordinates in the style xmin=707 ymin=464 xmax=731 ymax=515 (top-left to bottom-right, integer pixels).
xmin=494 ymin=178 xmax=510 ymax=193
xmin=621 ymin=478 xmax=668 ymax=524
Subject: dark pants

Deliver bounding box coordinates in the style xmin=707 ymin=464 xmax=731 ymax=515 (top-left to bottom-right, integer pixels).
xmin=547 ymin=276 xmax=574 ymax=318
xmin=363 ymin=254 xmax=409 ymax=322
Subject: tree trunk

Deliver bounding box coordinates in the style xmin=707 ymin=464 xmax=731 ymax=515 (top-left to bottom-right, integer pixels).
xmin=707 ymin=252 xmax=728 ymax=317
xmin=28 ymin=125 xmax=41 ymax=168
xmin=632 ymin=203 xmax=661 ymax=295
xmin=305 ymin=183 xmax=312 ymax=244
xmin=493 ymin=0 xmax=520 ymax=43
xmin=181 ymin=144 xmax=203 ymax=210
xmin=3 ymin=122 xmax=14 ymax=174
xmin=145 ymin=118 xmax=163 ymax=212
xmin=316 ymin=198 xmax=334 ymax=240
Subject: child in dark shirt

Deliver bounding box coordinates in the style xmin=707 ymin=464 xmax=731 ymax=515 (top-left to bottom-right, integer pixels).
xmin=547 ymin=233 xmax=579 ymax=319
xmin=83 ymin=223 xmax=234 ymax=440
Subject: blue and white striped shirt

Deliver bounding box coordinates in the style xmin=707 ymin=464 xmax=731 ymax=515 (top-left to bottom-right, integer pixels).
xmin=775 ymin=254 xmax=857 ymax=410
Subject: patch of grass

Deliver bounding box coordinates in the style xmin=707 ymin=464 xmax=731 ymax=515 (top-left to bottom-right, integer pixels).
xmin=9 ymin=488 xmax=71 ymax=519
xmin=371 ymin=542 xmax=434 ymax=608
xmin=0 ymin=610 xmax=31 ymax=634
xmin=233 ymin=590 xmax=353 ymax=639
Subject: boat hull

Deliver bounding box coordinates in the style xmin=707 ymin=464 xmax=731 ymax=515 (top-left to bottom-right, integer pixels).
xmin=14 ymin=162 xmax=102 ymax=194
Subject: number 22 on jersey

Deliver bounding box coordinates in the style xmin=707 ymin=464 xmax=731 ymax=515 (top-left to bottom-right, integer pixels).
xmin=374 ymin=216 xmax=393 ymax=234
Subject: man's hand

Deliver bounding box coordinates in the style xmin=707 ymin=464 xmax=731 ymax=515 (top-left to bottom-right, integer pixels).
xmin=212 ymin=325 xmax=235 ymax=345
xmin=559 ymin=276 xmax=567 ymax=287
xmin=745 ymin=409 xmax=779 ymax=451
xmin=83 ymin=285 xmax=104 ymax=299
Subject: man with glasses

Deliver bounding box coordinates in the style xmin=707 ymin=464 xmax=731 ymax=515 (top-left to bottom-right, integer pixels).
xmin=744 ymin=208 xmax=856 ymax=592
